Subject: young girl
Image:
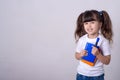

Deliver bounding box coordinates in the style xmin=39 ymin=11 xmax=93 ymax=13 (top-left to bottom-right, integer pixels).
xmin=74 ymin=10 xmax=113 ymax=80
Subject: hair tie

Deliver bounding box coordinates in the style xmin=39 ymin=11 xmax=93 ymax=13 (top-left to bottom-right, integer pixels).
xmin=99 ymin=11 xmax=103 ymax=16
xmin=98 ymin=11 xmax=104 ymax=22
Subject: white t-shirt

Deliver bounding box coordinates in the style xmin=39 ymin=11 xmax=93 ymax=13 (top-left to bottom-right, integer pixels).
xmin=76 ymin=34 xmax=111 ymax=76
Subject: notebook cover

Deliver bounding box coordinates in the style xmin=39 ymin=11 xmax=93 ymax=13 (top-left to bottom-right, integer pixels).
xmin=81 ymin=42 xmax=98 ymax=66
xmin=81 ymin=59 xmax=97 ymax=66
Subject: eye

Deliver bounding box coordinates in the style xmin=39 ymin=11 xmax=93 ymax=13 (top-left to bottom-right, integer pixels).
xmin=91 ymin=21 xmax=95 ymax=24
xmin=84 ymin=22 xmax=88 ymax=25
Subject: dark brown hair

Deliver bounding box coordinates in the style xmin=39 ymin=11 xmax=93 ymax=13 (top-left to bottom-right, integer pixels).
xmin=74 ymin=10 xmax=113 ymax=43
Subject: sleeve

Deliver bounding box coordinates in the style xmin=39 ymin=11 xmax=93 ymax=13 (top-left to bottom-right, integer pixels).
xmin=75 ymin=38 xmax=83 ymax=53
xmin=100 ymin=39 xmax=111 ymax=56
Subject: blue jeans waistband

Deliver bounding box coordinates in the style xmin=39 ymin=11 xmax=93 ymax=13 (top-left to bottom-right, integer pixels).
xmin=76 ymin=73 xmax=104 ymax=80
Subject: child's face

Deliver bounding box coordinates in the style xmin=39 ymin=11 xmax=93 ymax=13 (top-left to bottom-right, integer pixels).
xmin=83 ymin=20 xmax=102 ymax=38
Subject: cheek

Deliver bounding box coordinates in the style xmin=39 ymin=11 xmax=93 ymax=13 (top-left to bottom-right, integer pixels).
xmin=96 ymin=25 xmax=101 ymax=30
xmin=93 ymin=24 xmax=100 ymax=30
xmin=84 ymin=26 xmax=88 ymax=31
xmin=96 ymin=23 xmax=102 ymax=29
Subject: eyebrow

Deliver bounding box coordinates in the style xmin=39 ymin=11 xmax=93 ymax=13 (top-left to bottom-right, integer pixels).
xmin=83 ymin=19 xmax=97 ymax=23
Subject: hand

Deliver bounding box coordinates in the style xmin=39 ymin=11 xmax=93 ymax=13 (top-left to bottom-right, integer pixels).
xmin=92 ymin=46 xmax=100 ymax=56
xmin=80 ymin=50 xmax=87 ymax=57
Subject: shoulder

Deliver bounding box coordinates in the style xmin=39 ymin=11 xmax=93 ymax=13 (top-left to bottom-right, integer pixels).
xmin=79 ymin=34 xmax=87 ymax=40
xmin=78 ymin=34 xmax=87 ymax=42
xmin=99 ymin=34 xmax=111 ymax=55
xmin=99 ymin=34 xmax=109 ymax=43
xmin=76 ymin=34 xmax=87 ymax=45
xmin=99 ymin=34 xmax=110 ymax=49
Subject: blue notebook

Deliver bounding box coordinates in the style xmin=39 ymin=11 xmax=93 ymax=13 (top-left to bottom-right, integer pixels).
xmin=81 ymin=38 xmax=100 ymax=66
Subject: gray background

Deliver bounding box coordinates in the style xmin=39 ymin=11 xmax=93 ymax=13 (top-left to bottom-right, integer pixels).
xmin=0 ymin=0 xmax=119 ymax=80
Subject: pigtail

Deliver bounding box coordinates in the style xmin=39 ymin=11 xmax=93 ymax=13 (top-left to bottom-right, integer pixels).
xmin=74 ymin=13 xmax=86 ymax=42
xmin=101 ymin=10 xmax=113 ymax=43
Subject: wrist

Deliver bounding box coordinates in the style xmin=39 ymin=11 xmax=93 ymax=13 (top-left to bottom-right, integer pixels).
xmin=96 ymin=53 xmax=102 ymax=59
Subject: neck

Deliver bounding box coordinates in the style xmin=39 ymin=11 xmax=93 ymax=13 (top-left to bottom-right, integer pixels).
xmin=88 ymin=33 xmax=99 ymax=39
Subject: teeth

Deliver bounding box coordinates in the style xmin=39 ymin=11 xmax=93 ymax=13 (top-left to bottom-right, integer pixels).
xmin=89 ymin=28 xmax=93 ymax=30
xmin=88 ymin=29 xmax=92 ymax=31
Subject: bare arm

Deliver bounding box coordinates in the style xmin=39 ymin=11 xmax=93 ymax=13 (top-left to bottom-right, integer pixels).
xmin=92 ymin=46 xmax=111 ymax=65
xmin=96 ymin=54 xmax=111 ymax=65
